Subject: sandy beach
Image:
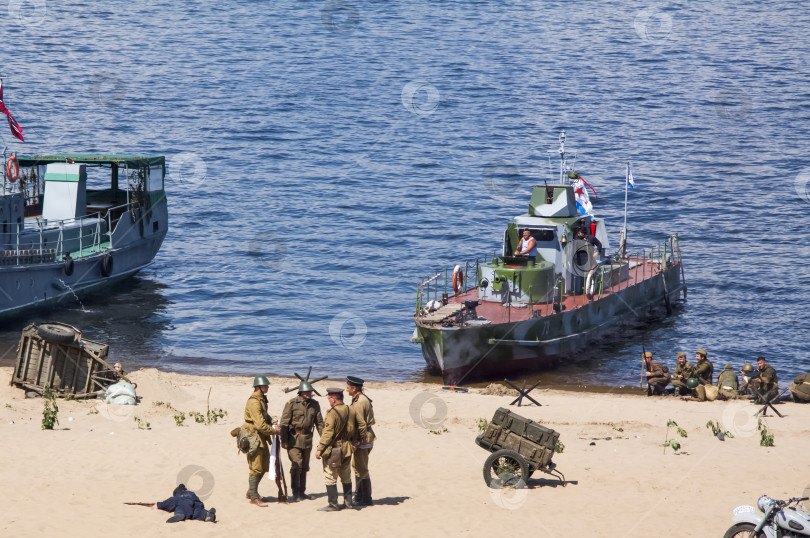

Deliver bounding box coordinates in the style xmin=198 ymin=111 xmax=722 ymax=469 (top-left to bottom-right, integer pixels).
xmin=1 ymin=365 xmax=808 ymax=537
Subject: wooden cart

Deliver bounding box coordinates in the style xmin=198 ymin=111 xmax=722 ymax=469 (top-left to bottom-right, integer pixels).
xmin=11 ymin=322 xmax=119 ymax=398
xmin=475 ymin=407 xmax=565 ymax=486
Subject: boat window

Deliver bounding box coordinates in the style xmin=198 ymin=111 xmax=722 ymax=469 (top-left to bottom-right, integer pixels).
xmin=83 ymin=165 xmax=109 ymax=191
xmin=147 ymin=165 xmax=164 ymax=192
xmin=529 ymin=229 xmax=555 ymax=242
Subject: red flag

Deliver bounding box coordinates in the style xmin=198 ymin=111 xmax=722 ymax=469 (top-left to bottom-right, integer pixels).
xmin=0 ymin=81 xmax=24 ymax=141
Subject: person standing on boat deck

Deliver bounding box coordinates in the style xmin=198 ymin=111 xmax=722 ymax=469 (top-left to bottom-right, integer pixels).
xmin=347 ymin=375 xmax=376 ymax=506
xmin=749 ymin=356 xmax=778 ymax=404
xmin=575 ymin=226 xmax=603 ymax=259
xmin=692 ymin=349 xmax=713 ymax=401
xmin=643 ymin=352 xmax=671 ymax=395
xmin=671 ymin=352 xmax=695 ymax=396
xmin=280 ymin=381 xmax=324 ymax=502
xmin=242 ymin=375 xmax=280 ymax=507
xmin=514 ymin=229 xmax=537 ymax=261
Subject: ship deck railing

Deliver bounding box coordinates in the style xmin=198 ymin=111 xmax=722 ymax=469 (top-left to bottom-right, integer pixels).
xmin=0 ymin=202 xmax=128 ymax=266
xmin=415 ymin=234 xmax=685 ymax=325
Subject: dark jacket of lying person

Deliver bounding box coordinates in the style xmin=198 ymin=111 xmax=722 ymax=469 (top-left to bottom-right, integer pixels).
xmin=153 ymin=484 xmax=216 ymax=523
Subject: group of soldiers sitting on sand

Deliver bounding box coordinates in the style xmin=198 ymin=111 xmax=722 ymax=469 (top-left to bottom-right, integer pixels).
xmin=642 ymin=349 xmax=810 ymax=404
xmin=233 ymin=374 xmax=375 ymax=512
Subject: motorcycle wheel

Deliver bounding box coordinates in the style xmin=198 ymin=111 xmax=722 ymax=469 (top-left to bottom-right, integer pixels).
xmin=723 ymin=522 xmax=765 ymax=538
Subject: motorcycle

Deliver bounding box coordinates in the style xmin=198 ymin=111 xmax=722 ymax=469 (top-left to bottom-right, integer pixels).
xmin=725 ymin=495 xmax=810 ymax=537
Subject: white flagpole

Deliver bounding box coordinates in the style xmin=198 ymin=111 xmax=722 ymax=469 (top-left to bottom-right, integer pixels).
xmin=622 ymin=162 xmax=630 ymax=257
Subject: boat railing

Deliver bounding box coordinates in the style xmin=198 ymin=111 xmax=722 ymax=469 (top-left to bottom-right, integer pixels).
xmin=0 ymin=203 xmax=128 ymax=266
xmin=415 ymin=233 xmax=684 ymax=317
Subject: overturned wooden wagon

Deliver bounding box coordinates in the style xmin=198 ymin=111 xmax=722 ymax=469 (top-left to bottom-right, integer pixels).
xmin=11 ymin=322 xmax=120 ymax=398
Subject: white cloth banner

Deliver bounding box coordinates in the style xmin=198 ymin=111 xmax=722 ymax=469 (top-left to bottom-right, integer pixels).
xmin=267 ymin=434 xmax=280 ymax=481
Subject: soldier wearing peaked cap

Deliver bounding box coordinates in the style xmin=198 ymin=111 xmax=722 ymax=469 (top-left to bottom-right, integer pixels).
xmin=280 ymin=381 xmax=324 ymax=502
xmin=242 ymin=375 xmax=280 ymax=507
xmin=316 ymin=387 xmax=355 ymax=511
xmin=671 ymin=352 xmax=695 ymax=396
xmin=643 ymin=351 xmax=670 ymax=396
xmin=346 ymin=375 xmax=376 ymax=506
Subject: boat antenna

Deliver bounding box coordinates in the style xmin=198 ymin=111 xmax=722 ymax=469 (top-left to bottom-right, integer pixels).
xmin=621 ymin=161 xmax=631 ymax=258
xmin=558 ymin=130 xmax=566 ymax=184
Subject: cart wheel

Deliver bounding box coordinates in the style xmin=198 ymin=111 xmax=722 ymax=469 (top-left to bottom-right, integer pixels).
xmin=483 ymin=449 xmax=529 ymax=487
xmin=36 ymin=323 xmax=79 ymax=343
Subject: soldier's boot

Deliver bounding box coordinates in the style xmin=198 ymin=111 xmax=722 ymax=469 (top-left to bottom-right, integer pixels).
xmin=289 ymin=471 xmax=300 ymax=502
xmin=317 ymin=485 xmax=341 ymax=511
xmin=248 ymin=475 xmax=267 ymax=507
xmin=342 ymin=482 xmax=354 ymax=509
xmin=364 ymin=478 xmax=373 ymax=506
xmin=299 ymin=472 xmax=311 ymax=500
xmin=353 ymin=478 xmax=364 ymax=505
xmin=204 ymin=508 xmax=216 ymax=523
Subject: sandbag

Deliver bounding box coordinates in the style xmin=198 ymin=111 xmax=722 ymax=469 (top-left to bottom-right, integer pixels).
xmin=704 ymin=385 xmax=719 ymax=401
xmin=104 ymin=381 xmax=136 ymax=405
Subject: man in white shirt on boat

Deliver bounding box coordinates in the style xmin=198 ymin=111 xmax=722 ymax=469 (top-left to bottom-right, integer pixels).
xmin=514 ymin=229 xmax=537 ymax=262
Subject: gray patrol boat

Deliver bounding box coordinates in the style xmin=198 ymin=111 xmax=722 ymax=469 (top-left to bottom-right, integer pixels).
xmin=412 ymin=133 xmax=686 ymax=384
xmin=0 ymin=153 xmax=167 ymax=320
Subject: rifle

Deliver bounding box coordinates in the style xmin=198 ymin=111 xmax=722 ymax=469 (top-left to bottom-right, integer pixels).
xmin=642 ymin=344 xmax=652 ymax=396
xmin=124 ymin=502 xmax=154 ymax=507
xmin=274 ymin=438 xmax=288 ymax=503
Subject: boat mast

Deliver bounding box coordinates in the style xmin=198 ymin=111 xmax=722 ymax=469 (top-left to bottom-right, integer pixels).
xmin=558 ymin=130 xmax=566 ymax=184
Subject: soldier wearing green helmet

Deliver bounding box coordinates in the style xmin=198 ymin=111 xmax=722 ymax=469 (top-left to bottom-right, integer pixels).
xmin=242 ymin=375 xmax=280 ymax=507
xmin=738 ymin=363 xmax=756 ymax=396
xmin=716 ymin=363 xmax=740 ymax=400
xmin=280 ymin=380 xmax=324 ymax=502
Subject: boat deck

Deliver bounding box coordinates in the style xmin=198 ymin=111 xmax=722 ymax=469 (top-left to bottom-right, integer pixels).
xmin=419 ymin=258 xmax=672 ymax=326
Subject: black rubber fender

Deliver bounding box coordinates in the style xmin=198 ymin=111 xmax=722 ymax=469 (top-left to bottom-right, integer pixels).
xmin=100 ymin=251 xmax=114 ymax=277
xmin=63 ymin=255 xmax=74 ymax=276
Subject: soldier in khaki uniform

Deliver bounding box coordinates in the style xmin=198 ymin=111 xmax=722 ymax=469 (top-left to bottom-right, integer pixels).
xmin=346 ymin=375 xmax=376 ymax=506
xmin=642 ymin=352 xmax=671 ymax=396
xmin=692 ymin=349 xmax=713 ymax=401
xmin=671 ymin=352 xmax=695 ymax=395
xmin=242 ymin=375 xmax=280 ymax=507
xmin=749 ymin=356 xmax=778 ymax=404
xmin=716 ymin=363 xmax=740 ymax=400
xmin=790 ymin=372 xmax=810 ymax=403
xmin=315 ymin=387 xmax=355 ymax=511
xmin=280 ymin=381 xmax=324 ymax=502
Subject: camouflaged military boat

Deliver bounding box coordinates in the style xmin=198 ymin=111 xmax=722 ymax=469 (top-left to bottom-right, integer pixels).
xmin=411 ymin=133 xmax=686 ymax=384
xmin=0 ymin=154 xmax=167 ymax=320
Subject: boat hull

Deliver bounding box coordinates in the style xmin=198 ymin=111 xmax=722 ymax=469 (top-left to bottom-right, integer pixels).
xmin=0 ymin=204 xmax=167 ymax=322
xmin=415 ymin=264 xmax=683 ymax=384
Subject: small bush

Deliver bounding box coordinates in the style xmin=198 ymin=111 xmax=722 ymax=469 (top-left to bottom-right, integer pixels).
xmin=174 ymin=412 xmax=186 ymax=426
xmin=134 ymin=417 xmax=151 ymax=430
xmin=42 ymin=386 xmax=59 ymax=430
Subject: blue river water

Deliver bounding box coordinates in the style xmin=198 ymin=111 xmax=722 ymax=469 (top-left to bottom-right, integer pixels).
xmin=0 ymin=0 xmax=808 ymax=388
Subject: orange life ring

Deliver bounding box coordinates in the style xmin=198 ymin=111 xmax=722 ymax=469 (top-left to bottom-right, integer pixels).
xmin=5 ymin=155 xmax=19 ymax=182
xmin=452 ymin=265 xmax=464 ymax=294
